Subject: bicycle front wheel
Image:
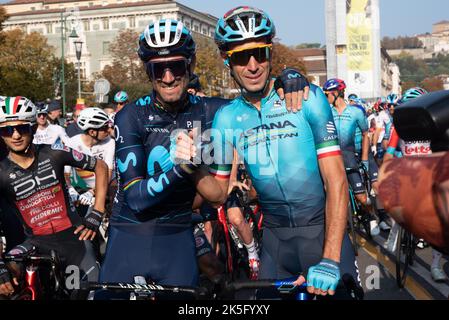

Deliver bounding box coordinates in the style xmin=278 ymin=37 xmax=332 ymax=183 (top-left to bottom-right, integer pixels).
xmin=395 ymin=227 xmax=414 ymax=288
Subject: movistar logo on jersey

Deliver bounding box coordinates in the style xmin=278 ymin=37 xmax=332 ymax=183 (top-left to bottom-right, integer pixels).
xmin=287 ymin=73 xmax=301 ymax=79
xmin=243 ymin=120 xmax=297 ymax=137
xmin=136 ymin=96 xmax=151 ymax=106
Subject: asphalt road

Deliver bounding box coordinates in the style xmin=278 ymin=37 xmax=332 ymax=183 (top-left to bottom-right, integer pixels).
xmin=355 ymin=229 xmax=449 ymax=300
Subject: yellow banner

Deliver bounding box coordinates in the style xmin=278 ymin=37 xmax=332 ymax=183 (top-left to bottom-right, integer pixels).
xmin=346 ymin=0 xmax=373 ymax=71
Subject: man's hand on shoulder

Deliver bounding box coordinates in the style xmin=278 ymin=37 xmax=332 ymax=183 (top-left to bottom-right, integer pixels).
xmin=274 ymin=68 xmax=310 ymax=113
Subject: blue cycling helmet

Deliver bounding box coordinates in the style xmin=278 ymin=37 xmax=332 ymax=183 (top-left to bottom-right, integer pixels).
xmin=323 ymin=78 xmax=346 ymax=92
xmin=138 ymin=19 xmax=196 ymax=63
xmin=114 ymin=91 xmax=128 ymax=103
xmin=214 ymin=6 xmax=276 ymax=52
xmin=348 ymin=93 xmax=358 ymax=101
xmin=351 ymin=97 xmax=365 ymax=106
xmin=400 ymin=87 xmax=428 ymax=104
xmin=386 ymin=93 xmax=399 ymax=105
xmin=36 ymin=101 xmax=49 ymax=114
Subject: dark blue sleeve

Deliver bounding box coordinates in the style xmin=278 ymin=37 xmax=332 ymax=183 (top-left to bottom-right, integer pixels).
xmin=114 ymin=104 xmax=188 ymax=213
xmin=202 ymin=97 xmax=231 ymax=130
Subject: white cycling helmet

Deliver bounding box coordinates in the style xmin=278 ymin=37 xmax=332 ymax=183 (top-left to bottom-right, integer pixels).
xmin=77 ymin=107 xmax=110 ymax=131
xmin=0 ymin=96 xmax=37 ymax=124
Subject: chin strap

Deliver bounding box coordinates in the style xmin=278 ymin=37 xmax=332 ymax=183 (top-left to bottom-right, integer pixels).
xmin=8 ymin=143 xmax=33 ymax=160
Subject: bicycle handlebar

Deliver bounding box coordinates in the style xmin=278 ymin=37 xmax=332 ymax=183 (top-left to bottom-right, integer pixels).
xmin=3 ymin=249 xmax=59 ymax=264
xmin=82 ymin=277 xmax=309 ymax=300
xmin=82 ymin=282 xmax=210 ymax=299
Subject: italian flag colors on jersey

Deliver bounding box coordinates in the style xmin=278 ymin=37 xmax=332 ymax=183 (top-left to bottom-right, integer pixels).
xmin=209 ymin=165 xmax=231 ymax=179
xmin=316 ymin=140 xmax=341 ymax=159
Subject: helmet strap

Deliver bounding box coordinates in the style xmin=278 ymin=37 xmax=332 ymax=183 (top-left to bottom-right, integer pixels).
xmin=8 ymin=142 xmax=34 ymax=161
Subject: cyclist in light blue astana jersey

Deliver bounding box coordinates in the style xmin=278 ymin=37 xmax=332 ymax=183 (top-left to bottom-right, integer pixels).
xmin=209 ymin=6 xmax=362 ymax=299
xmin=323 ymin=79 xmax=383 ymax=236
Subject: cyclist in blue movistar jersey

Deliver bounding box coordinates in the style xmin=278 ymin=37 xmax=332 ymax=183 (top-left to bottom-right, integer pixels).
xmin=207 ymin=7 xmax=362 ymax=299
xmin=99 ymin=20 xmax=230 ymax=289
xmin=100 ymin=19 xmax=309 ymax=290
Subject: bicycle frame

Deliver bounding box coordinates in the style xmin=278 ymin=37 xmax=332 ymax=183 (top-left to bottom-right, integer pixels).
xmin=3 ymin=250 xmax=64 ymax=300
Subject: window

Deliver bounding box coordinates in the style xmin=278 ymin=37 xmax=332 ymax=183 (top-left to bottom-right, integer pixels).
xmin=103 ymin=41 xmax=110 ymax=55
xmin=93 ymin=24 xmax=100 ymax=31
xmin=83 ymin=20 xmax=90 ymax=31
xmin=30 ymin=28 xmax=44 ymax=34
xmin=103 ymin=18 xmax=109 ymax=30
xmin=129 ymin=16 xmax=136 ymax=28
xmin=46 ymin=23 xmax=52 ymax=34
xmin=89 ymin=2 xmax=93 ymax=7
xmin=80 ymin=62 xmax=86 ymax=79
xmin=31 ymin=7 xmax=35 ymax=11
xmin=202 ymin=28 xmax=207 ymax=35
xmin=194 ymin=25 xmax=199 ymax=32
xmin=112 ymin=21 xmax=126 ymax=30
xmin=185 ymin=21 xmax=190 ymax=28
xmin=45 ymin=6 xmax=49 ymax=9
xmin=138 ymin=20 xmax=152 ymax=27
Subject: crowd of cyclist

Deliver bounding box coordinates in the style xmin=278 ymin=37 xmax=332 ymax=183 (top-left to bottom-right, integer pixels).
xmin=0 ymin=5 xmax=446 ymax=300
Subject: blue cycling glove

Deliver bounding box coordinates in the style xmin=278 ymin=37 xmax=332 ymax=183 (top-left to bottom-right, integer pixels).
xmin=307 ymin=258 xmax=341 ymax=292
xmin=362 ymin=160 xmax=369 ymax=172
xmin=274 ymin=68 xmax=309 ymax=94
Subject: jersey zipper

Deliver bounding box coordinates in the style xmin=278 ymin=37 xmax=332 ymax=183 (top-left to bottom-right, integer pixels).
xmin=250 ymin=96 xmax=295 ymax=228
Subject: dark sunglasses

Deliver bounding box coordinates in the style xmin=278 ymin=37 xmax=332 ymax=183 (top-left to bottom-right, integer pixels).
xmin=227 ymin=44 xmax=272 ymax=66
xmin=147 ymin=59 xmax=189 ymax=80
xmin=97 ymin=122 xmax=112 ymax=132
xmin=37 ymin=113 xmax=48 ymax=118
xmin=0 ymin=123 xmax=33 ymax=137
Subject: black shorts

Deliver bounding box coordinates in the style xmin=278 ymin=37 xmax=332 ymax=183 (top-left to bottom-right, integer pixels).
xmin=355 ymin=152 xmax=379 ymax=183
xmin=342 ymin=152 xmax=365 ymax=195
xmin=18 ymin=226 xmax=99 ymax=282
xmin=259 ymin=224 xmax=363 ymax=300
xmin=194 ymin=224 xmax=212 ymax=258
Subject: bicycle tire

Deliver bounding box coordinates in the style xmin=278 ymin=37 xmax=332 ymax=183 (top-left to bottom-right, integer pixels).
xmin=347 ymin=202 xmax=359 ymax=256
xmin=395 ymin=228 xmax=414 ymax=288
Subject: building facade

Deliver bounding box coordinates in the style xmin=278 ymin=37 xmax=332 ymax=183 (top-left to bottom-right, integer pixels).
xmin=325 ymin=0 xmax=383 ymax=99
xmin=380 ymin=48 xmax=401 ymax=96
xmin=293 ymin=48 xmax=327 ymax=87
xmin=3 ymin=0 xmax=218 ymax=79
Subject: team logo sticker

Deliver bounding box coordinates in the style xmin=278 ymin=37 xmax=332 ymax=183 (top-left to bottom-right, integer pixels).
xmin=195 ymin=235 xmax=205 ymax=248
xmin=51 ymin=138 xmax=70 ymax=152
xmin=72 ymin=149 xmax=85 ymax=162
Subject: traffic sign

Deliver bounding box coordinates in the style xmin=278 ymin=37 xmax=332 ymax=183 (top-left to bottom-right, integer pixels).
xmin=94 ymin=78 xmax=111 ymax=95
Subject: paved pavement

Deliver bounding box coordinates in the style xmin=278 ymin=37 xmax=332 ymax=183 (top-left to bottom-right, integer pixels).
xmin=355 ymin=229 xmax=449 ymax=300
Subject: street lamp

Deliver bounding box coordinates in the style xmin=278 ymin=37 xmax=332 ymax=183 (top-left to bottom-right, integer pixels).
xmin=60 ymin=10 xmax=79 ymax=117
xmin=74 ymin=40 xmax=83 ymax=99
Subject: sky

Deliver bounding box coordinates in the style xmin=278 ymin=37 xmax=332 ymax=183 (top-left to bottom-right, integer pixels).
xmin=1 ymin=0 xmax=448 ymax=45
xmin=177 ymin=0 xmax=449 ymax=45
